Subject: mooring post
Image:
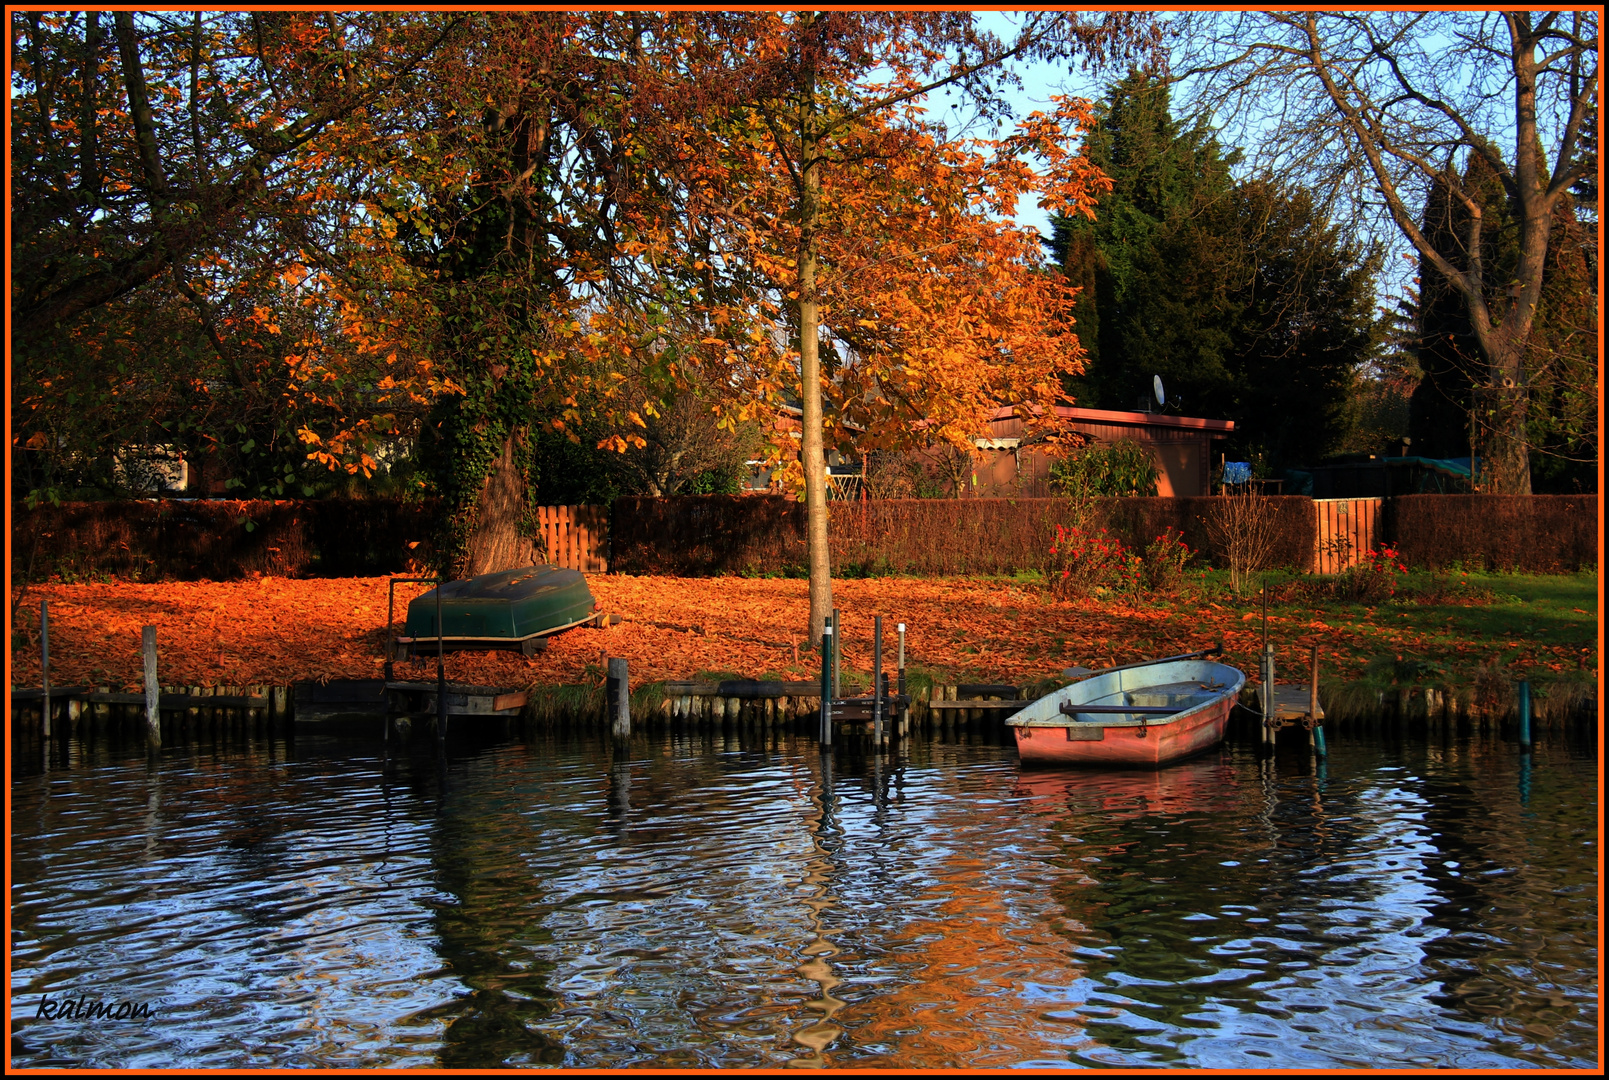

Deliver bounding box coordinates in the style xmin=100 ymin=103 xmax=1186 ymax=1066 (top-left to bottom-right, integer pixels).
xmin=1310 ymin=643 xmax=1327 ymax=758
xmin=40 ymin=600 xmax=51 ymax=740
xmin=1259 ymin=583 xmax=1273 ymax=753
xmin=142 ymin=625 xmax=161 ymax=751
xmin=873 ymin=615 xmax=884 ymax=747
xmin=1260 ymin=644 xmax=1276 ymax=755
xmin=1517 ymin=680 xmax=1532 ymax=751
xmin=897 ymin=622 xmax=908 ymax=738
xmin=831 ymin=607 xmax=841 ymax=700
xmin=384 ymin=579 xmax=396 ymax=685
xmin=819 ymin=625 xmax=834 ymax=749
xmin=608 ymin=657 xmax=631 ymax=741
xmin=436 ymin=580 xmax=446 ymax=745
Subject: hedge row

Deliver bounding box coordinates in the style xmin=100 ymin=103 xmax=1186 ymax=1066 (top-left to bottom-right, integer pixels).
xmin=609 ymin=495 xmax=806 ymax=576
xmin=610 ymin=495 xmax=1319 ymax=577
xmin=11 ymin=499 xmax=438 ymax=581
xmin=11 ymin=493 xmax=1595 ymax=582
xmin=1388 ymin=494 xmax=1597 ymax=572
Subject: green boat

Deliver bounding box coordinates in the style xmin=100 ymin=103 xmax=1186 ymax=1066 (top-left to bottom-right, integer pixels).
xmin=402 ymin=565 xmax=602 ymax=657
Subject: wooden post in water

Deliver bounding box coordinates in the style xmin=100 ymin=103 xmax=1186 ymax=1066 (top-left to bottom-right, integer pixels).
xmin=831 ymin=607 xmax=841 ymax=700
xmin=1309 ymin=644 xmax=1326 ymax=758
xmin=1259 ymin=582 xmax=1274 ymax=754
xmin=819 ymin=625 xmax=834 ymax=749
xmin=896 ymin=623 xmax=908 ymax=738
xmin=608 ymin=658 xmax=631 ymax=741
xmin=40 ymin=600 xmax=51 ymax=740
xmin=435 ymin=581 xmax=446 ymax=745
xmin=872 ymin=615 xmax=884 ymax=747
xmin=1517 ymin=680 xmax=1532 ymax=751
xmin=142 ymin=626 xmax=161 ymax=750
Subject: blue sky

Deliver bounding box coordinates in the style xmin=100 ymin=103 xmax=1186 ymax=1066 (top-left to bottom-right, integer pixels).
xmin=926 ymin=12 xmax=1417 ymax=308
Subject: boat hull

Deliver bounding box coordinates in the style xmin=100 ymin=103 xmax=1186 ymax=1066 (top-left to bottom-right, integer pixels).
xmin=1007 ymin=659 xmax=1245 ymax=769
xmin=403 ymin=565 xmax=598 ymax=653
xmin=1012 ymin=694 xmax=1234 ymax=767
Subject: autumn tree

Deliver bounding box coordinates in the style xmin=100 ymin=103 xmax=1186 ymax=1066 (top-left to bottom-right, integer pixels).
xmin=10 ymin=12 xmax=464 ymax=502
xmin=636 ymin=12 xmax=1160 ymax=641
xmin=1176 ymin=11 xmax=1599 ymax=493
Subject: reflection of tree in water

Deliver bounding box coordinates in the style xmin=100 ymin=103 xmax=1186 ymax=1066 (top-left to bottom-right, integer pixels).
xmin=1402 ymin=741 xmax=1598 ymax=1057
xmin=788 ymin=750 xmax=849 ymax=1067
xmin=416 ymin=746 xmax=565 ymax=1068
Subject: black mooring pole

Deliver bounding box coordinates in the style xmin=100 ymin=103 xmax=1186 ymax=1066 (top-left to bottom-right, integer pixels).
xmin=819 ymin=623 xmax=834 ymax=749
xmin=436 ymin=580 xmax=446 ymax=746
xmin=873 ymin=614 xmax=884 ymax=747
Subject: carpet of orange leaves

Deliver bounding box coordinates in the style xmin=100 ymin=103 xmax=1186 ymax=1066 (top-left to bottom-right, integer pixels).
xmin=7 ymin=574 xmax=1591 ymax=691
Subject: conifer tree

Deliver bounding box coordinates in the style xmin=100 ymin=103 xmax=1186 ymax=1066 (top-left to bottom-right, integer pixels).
xmin=1049 ymin=71 xmax=1378 ymax=471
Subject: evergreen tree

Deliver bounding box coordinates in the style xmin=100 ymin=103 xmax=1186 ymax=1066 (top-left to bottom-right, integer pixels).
xmin=1048 ymin=72 xmax=1380 ymax=470
xmin=1047 ymin=69 xmax=1238 ymax=412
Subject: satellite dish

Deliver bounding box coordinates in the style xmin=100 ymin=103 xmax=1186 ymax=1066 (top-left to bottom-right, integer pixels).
xmin=1153 ymin=375 xmax=1166 ymax=406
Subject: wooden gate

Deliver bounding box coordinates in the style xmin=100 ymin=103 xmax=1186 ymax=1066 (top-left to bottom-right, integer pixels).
xmin=534 ymin=505 xmax=609 ymax=572
xmin=1313 ymin=497 xmax=1382 ymax=574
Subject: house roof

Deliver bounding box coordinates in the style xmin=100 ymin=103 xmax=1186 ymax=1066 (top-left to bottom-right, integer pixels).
xmin=989 ymin=404 xmax=1235 ymax=434
xmin=771 ymin=402 xmax=1235 ymax=438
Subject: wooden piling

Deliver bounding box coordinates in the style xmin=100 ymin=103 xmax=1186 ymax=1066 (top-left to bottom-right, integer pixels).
xmin=142 ymin=626 xmax=161 ymax=750
xmin=608 ymin=658 xmax=631 ymax=741
xmin=1309 ymin=644 xmax=1326 ymax=757
xmin=873 ymin=615 xmax=884 ymax=747
xmin=40 ymin=600 xmax=51 ymax=740
xmin=831 ymin=608 xmax=841 ymax=700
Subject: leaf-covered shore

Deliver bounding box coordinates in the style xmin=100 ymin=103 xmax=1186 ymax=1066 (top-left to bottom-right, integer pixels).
xmin=10 ymin=573 xmax=1596 ymax=694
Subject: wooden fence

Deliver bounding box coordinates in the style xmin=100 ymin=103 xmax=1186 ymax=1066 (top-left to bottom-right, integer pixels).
xmin=534 ymin=505 xmax=609 ymax=572
xmin=1312 ymin=498 xmax=1382 ymax=574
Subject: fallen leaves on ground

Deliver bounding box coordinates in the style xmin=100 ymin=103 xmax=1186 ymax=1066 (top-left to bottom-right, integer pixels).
xmin=8 ymin=575 xmax=1597 ymax=691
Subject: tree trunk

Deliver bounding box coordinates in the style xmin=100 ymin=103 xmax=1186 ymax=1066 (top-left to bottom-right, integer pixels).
xmin=1473 ymin=374 xmax=1532 ymax=495
xmin=461 ymin=432 xmax=540 ymax=577
xmin=798 ymin=62 xmax=833 ymax=646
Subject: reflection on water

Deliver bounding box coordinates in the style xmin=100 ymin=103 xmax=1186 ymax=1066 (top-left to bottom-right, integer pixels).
xmin=9 ymin=727 xmax=1598 ymax=1069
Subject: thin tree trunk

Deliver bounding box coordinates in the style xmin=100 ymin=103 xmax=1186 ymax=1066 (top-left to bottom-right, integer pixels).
xmin=798 ymin=56 xmax=832 ymax=646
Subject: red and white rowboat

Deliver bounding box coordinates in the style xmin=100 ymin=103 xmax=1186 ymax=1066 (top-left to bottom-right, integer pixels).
xmin=1007 ymin=654 xmax=1246 ymax=768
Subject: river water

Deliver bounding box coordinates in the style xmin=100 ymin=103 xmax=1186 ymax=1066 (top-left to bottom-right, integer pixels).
xmin=9 ymin=727 xmax=1598 ymax=1069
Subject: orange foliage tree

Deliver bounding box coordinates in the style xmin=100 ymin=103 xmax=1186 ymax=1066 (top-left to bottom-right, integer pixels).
xmin=621 ymin=12 xmax=1160 ymax=640
xmin=13 ymin=13 xmax=1158 ymax=622
xmin=11 ymin=11 xmax=466 ymax=502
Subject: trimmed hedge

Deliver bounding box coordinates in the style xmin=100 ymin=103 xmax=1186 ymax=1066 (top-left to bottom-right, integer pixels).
xmin=611 ymin=495 xmax=1319 ymax=577
xmin=15 ymin=492 xmax=1589 ymax=581
xmin=11 ymin=499 xmax=439 ymax=581
xmin=610 ymin=495 xmax=807 ymax=575
xmin=1389 ymin=494 xmax=1598 ymax=572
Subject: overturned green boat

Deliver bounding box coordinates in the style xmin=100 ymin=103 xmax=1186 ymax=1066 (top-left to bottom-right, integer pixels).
xmin=402 ymin=565 xmax=603 ymax=657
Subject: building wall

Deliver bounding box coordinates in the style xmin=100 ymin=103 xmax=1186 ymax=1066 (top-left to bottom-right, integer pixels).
xmin=970 ymin=427 xmax=1214 ymax=498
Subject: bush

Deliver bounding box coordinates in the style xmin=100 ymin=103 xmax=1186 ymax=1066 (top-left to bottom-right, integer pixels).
xmin=1202 ymin=492 xmax=1281 ymax=596
xmin=1332 ymin=543 xmax=1407 ymax=603
xmin=1049 ymin=438 xmax=1162 ymax=498
xmin=1045 ymin=524 xmax=1134 ymax=598
xmin=1141 ymin=527 xmax=1195 ymax=592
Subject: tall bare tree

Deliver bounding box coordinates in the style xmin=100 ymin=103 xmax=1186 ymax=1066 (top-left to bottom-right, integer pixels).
xmin=1176 ymin=11 xmax=1598 ymax=493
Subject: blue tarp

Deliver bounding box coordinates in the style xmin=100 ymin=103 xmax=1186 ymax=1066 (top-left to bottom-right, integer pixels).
xmin=1223 ymin=461 xmax=1252 ymax=484
xmin=1385 ymin=456 xmax=1478 ymax=479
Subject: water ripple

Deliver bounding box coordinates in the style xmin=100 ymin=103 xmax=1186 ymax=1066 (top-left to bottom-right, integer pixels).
xmin=9 ymin=731 xmax=1598 ymax=1068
